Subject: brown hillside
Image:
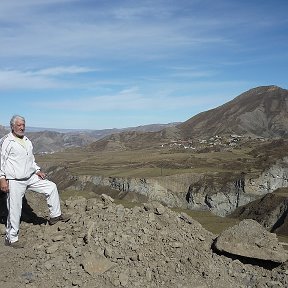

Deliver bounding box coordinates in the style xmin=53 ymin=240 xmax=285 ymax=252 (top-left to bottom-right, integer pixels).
xmin=89 ymin=130 xmax=165 ymax=151
xmin=177 ymin=85 xmax=288 ymax=139
xmin=89 ymin=86 xmax=288 ymax=152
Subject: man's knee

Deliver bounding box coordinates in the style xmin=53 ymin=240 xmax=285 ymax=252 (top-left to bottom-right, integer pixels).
xmin=47 ymin=180 xmax=58 ymax=191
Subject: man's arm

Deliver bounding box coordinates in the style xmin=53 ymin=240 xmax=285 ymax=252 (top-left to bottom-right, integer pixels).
xmin=0 ymin=137 xmax=9 ymax=192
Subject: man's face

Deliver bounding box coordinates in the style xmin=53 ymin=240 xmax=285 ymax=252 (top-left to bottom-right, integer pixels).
xmin=12 ymin=118 xmax=25 ymax=138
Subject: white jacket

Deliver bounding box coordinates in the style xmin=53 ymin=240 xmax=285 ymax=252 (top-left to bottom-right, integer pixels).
xmin=0 ymin=132 xmax=40 ymax=180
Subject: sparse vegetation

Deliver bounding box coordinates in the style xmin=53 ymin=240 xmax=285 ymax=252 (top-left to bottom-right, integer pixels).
xmin=36 ymin=137 xmax=283 ymax=179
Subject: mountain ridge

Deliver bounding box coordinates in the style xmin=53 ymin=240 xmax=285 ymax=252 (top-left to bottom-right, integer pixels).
xmin=89 ymin=85 xmax=288 ymax=152
xmin=0 ymin=123 xmax=180 ymax=154
xmin=1 ymin=85 xmax=287 ymax=153
xmin=176 ymin=85 xmax=288 ymax=139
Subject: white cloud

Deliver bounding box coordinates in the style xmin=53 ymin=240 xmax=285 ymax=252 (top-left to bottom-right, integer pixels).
xmin=30 ymin=87 xmax=150 ymax=111
xmin=29 ymin=83 xmax=238 ymax=113
xmin=33 ymin=66 xmax=99 ymax=76
xmin=0 ymin=1 xmax=234 ymax=62
xmin=0 ymin=66 xmax=99 ymax=89
xmin=0 ymin=69 xmax=60 ymax=89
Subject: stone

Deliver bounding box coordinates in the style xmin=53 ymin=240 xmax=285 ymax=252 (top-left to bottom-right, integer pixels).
xmin=81 ymin=252 xmax=114 ymax=275
xmin=214 ymin=219 xmax=288 ymax=263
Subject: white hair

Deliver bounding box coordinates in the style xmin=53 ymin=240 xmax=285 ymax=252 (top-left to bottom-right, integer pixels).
xmin=10 ymin=115 xmax=25 ymax=129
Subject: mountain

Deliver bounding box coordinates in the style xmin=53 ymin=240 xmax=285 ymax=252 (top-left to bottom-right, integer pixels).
xmin=24 ymin=123 xmax=179 ymax=154
xmin=15 ymin=122 xmax=179 ymax=134
xmin=0 ymin=126 xmax=83 ymax=153
xmin=2 ymin=85 xmax=288 ymax=153
xmin=0 ymin=120 xmax=179 ymax=153
xmin=89 ymin=85 xmax=288 ymax=152
xmin=176 ymin=85 xmax=288 ymax=139
xmin=26 ymin=131 xmax=97 ymax=154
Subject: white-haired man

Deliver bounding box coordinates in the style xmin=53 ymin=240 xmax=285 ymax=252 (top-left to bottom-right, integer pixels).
xmin=0 ymin=115 xmax=70 ymax=248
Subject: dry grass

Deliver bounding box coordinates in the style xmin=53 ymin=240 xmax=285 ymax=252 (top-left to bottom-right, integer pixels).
xmin=172 ymin=207 xmax=240 ymax=235
xmin=36 ymin=139 xmax=282 ymax=179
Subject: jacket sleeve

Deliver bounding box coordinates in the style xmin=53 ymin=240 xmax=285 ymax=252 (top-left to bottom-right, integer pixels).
xmin=0 ymin=137 xmax=8 ymax=179
xmin=30 ymin=141 xmax=41 ymax=172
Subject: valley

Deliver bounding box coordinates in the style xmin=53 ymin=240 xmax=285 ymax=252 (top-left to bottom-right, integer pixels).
xmin=36 ymin=135 xmax=271 ymax=178
xmin=35 ymin=135 xmax=288 ymax=236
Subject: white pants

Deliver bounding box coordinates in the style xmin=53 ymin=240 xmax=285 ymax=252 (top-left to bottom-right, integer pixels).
xmin=6 ymin=174 xmax=61 ymax=243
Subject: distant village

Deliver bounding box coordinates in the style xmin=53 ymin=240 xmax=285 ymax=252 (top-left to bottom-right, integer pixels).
xmin=160 ymin=134 xmax=267 ymax=152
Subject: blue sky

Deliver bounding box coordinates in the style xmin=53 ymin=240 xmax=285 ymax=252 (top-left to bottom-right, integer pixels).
xmin=0 ymin=0 xmax=287 ymax=130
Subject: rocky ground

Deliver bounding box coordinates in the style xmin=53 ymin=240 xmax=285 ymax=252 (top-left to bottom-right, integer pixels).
xmin=229 ymin=189 xmax=288 ymax=236
xmin=0 ymin=191 xmax=288 ymax=288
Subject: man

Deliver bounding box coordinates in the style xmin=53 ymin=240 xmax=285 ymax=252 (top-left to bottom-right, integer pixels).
xmin=0 ymin=115 xmax=70 ymax=248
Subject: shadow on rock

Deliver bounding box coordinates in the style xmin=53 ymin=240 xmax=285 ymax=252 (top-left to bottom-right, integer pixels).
xmin=211 ymin=239 xmax=281 ymax=270
xmin=0 ymin=191 xmax=47 ymax=225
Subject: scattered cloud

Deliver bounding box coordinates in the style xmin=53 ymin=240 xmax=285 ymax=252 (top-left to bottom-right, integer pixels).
xmin=0 ymin=69 xmax=60 ymax=90
xmin=33 ymin=66 xmax=98 ymax=76
xmin=0 ymin=0 xmax=287 ymax=129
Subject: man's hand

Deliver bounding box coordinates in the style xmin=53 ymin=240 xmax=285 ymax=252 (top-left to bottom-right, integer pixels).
xmin=0 ymin=178 xmax=9 ymax=192
xmin=36 ymin=171 xmax=46 ymax=180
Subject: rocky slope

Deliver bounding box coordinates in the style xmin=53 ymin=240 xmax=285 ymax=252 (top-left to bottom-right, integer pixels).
xmin=229 ymin=188 xmax=288 ymax=236
xmin=186 ymin=156 xmax=288 ymax=216
xmin=0 ymin=192 xmax=287 ymax=288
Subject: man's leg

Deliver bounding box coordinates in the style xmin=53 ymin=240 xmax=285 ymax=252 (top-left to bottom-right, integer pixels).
xmin=27 ymin=174 xmax=61 ymax=218
xmin=0 ymin=191 xmax=8 ymax=224
xmin=6 ymin=180 xmax=26 ymax=243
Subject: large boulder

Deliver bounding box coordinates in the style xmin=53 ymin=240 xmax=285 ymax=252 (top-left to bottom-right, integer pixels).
xmin=214 ymin=219 xmax=288 ymax=263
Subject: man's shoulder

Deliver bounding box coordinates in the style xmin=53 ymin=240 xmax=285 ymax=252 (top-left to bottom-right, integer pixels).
xmin=0 ymin=133 xmax=19 ymax=146
xmin=0 ymin=133 xmax=11 ymax=144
